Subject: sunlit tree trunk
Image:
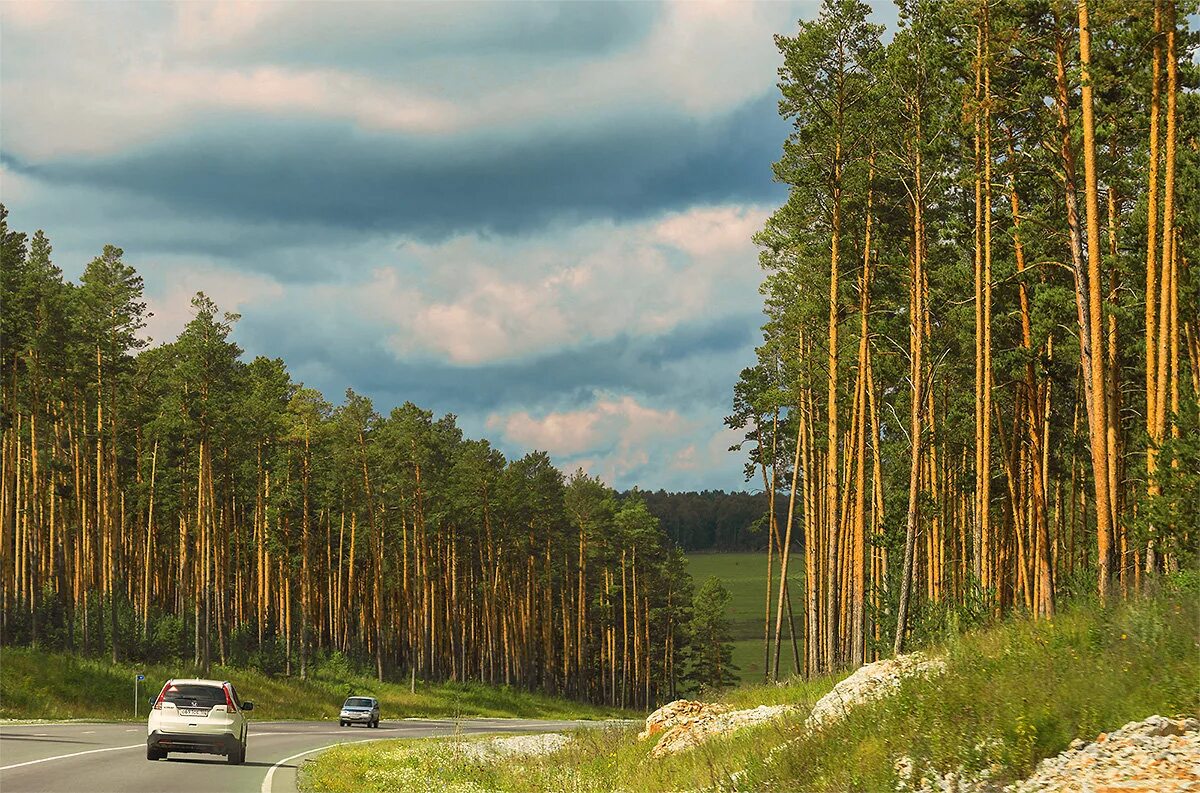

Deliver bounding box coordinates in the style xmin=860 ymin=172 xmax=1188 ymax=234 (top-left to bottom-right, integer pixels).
xmin=1076 ymin=0 xmax=1116 ymax=602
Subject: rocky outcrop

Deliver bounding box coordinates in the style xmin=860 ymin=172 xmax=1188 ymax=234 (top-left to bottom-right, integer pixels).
xmin=641 ymin=652 xmax=947 ymax=759
xmin=1009 ymin=715 xmax=1200 ymax=793
xmin=895 ymin=715 xmax=1200 ymax=793
xmin=639 ymin=699 xmax=794 ymax=758
xmin=806 ymin=652 xmax=946 ymax=731
xmin=638 ymin=699 xmax=729 ymax=741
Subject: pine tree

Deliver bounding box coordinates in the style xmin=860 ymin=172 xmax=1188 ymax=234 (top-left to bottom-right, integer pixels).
xmin=688 ymin=576 xmax=738 ymax=693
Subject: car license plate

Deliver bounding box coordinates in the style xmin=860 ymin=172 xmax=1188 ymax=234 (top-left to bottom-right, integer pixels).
xmin=179 ymin=708 xmax=208 ymax=716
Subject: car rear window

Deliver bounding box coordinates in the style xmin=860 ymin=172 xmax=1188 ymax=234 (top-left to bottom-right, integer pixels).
xmin=345 ymin=698 xmax=374 ymax=708
xmin=164 ymin=684 xmax=225 ymax=708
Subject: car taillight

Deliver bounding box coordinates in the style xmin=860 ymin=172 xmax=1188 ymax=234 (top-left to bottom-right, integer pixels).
xmin=153 ymin=682 xmax=170 ymax=710
xmin=223 ymin=684 xmax=237 ymax=713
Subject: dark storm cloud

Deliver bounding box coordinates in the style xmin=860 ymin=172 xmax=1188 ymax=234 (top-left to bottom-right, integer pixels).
xmin=4 ymin=93 xmax=788 ymax=245
xmin=208 ymin=2 xmax=662 ymax=69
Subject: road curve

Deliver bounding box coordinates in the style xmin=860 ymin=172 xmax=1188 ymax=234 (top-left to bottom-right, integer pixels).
xmin=0 ymin=717 xmax=586 ymax=793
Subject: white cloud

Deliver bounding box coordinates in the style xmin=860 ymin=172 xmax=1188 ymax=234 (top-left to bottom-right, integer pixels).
xmin=366 ymin=203 xmax=770 ymax=365
xmin=0 ymin=0 xmax=65 ymax=29
xmin=125 ymin=65 xmax=462 ymax=133
xmin=488 ymin=394 xmax=689 ymax=484
xmin=484 ymin=398 xmax=750 ymax=490
xmin=171 ymin=1 xmax=281 ymax=50
xmin=141 ymin=261 xmax=284 ymax=344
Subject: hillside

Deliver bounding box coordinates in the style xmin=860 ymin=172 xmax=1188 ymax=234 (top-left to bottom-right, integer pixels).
xmin=300 ymin=579 xmax=1199 ymax=792
xmin=0 ymin=648 xmax=628 ymax=723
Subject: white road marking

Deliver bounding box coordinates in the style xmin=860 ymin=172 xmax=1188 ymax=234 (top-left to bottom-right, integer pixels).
xmin=254 ymin=730 xmax=398 ymax=736
xmin=81 ymin=730 xmax=95 ymax=734
xmin=258 ymin=729 xmax=477 ymax=793
xmin=0 ymin=743 xmax=142 ymax=771
xmin=259 ymin=738 xmax=382 ymax=793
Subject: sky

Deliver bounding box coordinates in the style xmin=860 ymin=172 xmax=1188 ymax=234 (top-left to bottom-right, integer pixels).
xmin=0 ymin=0 xmax=890 ymax=492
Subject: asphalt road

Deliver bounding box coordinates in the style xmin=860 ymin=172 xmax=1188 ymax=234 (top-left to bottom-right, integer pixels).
xmin=0 ymin=717 xmax=587 ymax=793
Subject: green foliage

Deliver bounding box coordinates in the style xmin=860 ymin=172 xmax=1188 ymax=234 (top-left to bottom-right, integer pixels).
xmin=630 ymin=490 xmax=785 ymax=552
xmin=749 ymin=590 xmax=1200 ymax=791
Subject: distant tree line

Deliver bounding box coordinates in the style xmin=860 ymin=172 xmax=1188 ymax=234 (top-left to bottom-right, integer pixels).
xmin=0 ymin=210 xmax=740 ymax=707
xmin=623 ymin=490 xmax=789 ymax=552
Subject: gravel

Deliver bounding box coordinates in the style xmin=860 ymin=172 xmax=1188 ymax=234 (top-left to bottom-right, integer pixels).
xmin=1008 ymin=715 xmax=1200 ymax=793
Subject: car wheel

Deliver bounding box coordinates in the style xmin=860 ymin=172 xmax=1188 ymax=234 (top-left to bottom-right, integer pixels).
xmin=147 ymin=746 xmax=165 ymax=761
xmin=227 ymin=743 xmax=246 ymax=765
xmin=339 ymin=720 xmax=345 ymax=727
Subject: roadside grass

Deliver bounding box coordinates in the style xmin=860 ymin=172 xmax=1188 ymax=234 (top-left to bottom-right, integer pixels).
xmin=300 ymin=581 xmax=1199 ymax=793
xmin=719 ymin=669 xmax=838 ymax=709
xmin=299 ymin=717 xmax=814 ymax=793
xmin=0 ymin=648 xmax=630 ymax=722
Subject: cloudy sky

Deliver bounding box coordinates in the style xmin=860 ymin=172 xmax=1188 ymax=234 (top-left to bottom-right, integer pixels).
xmin=1 ymin=0 xmax=889 ymax=491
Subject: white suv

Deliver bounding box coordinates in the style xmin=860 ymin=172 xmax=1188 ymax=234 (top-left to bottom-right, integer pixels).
xmin=147 ymin=678 xmax=254 ymax=764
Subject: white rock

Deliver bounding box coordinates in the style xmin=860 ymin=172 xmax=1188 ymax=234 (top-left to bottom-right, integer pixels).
xmin=647 ymin=703 xmax=795 ymax=758
xmin=806 ymin=652 xmax=946 ymax=731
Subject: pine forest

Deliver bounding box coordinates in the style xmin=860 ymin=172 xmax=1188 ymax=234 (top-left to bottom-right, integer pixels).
xmin=1 ymin=0 xmax=1197 ymax=710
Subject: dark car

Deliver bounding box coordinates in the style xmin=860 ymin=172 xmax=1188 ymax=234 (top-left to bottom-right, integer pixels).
xmin=338 ymin=696 xmax=380 ymax=728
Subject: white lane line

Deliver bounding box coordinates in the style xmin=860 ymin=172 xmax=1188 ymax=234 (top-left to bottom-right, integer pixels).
xmin=250 ymin=730 xmax=396 ymax=738
xmin=259 ymin=738 xmax=384 ymax=793
xmin=81 ymin=730 xmax=95 ymax=734
xmin=259 ymin=730 xmax=471 ymax=793
xmin=0 ymin=743 xmax=142 ymax=771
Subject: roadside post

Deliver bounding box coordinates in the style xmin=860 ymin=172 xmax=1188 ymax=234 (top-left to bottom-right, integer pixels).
xmin=135 ymin=673 xmax=145 ymax=717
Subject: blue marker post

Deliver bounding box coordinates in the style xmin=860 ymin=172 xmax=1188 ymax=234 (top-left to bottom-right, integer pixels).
xmin=135 ymin=674 xmax=145 ymax=718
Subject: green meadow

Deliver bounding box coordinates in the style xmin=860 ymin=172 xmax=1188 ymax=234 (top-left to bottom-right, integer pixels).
xmin=685 ymin=551 xmax=803 ymax=683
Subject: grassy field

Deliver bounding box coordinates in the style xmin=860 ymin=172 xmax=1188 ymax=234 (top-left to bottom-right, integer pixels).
xmin=299 ymin=578 xmax=1200 ymax=793
xmin=685 ymin=551 xmax=804 ymax=682
xmin=0 ymin=648 xmax=629 ymax=722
